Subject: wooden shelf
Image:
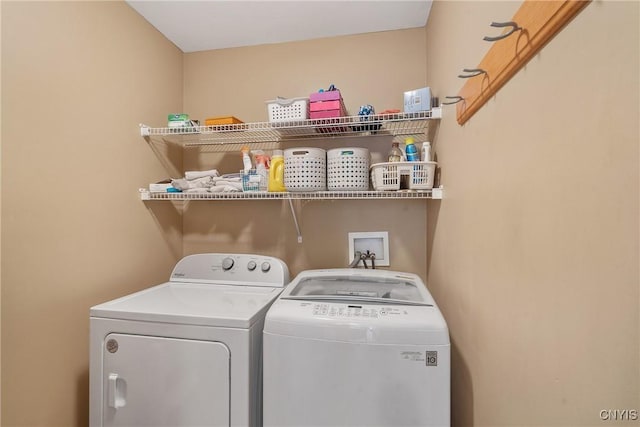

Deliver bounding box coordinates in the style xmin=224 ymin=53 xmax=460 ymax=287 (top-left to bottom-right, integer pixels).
xmin=456 ymin=0 xmax=590 ymax=125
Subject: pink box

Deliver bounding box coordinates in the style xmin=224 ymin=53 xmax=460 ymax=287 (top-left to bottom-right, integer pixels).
xmin=310 ymin=100 xmax=342 ymax=112
xmin=309 ymin=90 xmax=342 ymax=102
xmin=310 ymin=109 xmax=344 ymax=119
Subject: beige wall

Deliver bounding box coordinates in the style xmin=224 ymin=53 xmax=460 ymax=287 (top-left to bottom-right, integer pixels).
xmin=1 ymin=1 xmax=639 ymax=426
xmin=182 ymin=29 xmax=433 ymax=276
xmin=425 ymin=1 xmax=639 ymax=426
xmin=0 ymin=1 xmax=3 ymax=423
xmin=1 ymin=2 xmax=182 ymax=426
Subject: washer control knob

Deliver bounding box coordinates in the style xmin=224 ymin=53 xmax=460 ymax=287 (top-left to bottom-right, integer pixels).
xmin=222 ymin=257 xmax=235 ymax=271
xmin=261 ymin=262 xmax=271 ymax=272
xmin=247 ymin=260 xmax=257 ymax=271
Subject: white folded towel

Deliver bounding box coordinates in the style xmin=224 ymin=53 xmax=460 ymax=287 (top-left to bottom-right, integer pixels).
xmin=213 ymin=176 xmax=241 ymax=183
xmin=213 ymin=180 xmax=243 ymax=190
xmin=185 ymin=169 xmax=219 ymax=180
xmin=208 ymin=185 xmax=241 ymax=193
xmin=171 ymin=178 xmax=190 ymax=191
xmin=172 ymin=176 xmax=214 ymax=190
xmin=222 ymin=185 xmax=242 ymax=192
xmin=189 ymin=176 xmax=215 ymax=187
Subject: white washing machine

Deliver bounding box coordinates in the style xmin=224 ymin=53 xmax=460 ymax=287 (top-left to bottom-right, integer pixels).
xmin=263 ymin=268 xmax=450 ymax=427
xmin=90 ymin=253 xmax=289 ymax=427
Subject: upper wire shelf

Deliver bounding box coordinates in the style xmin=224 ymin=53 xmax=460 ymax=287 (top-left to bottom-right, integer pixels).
xmin=140 ymin=108 xmax=442 ymax=146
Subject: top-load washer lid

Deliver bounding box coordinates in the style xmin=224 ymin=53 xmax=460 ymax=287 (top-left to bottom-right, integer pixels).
xmin=280 ymin=268 xmax=435 ymax=306
xmin=90 ymin=253 xmax=290 ymax=329
xmin=285 ymin=274 xmax=431 ymax=306
xmin=265 ymin=269 xmax=449 ymax=345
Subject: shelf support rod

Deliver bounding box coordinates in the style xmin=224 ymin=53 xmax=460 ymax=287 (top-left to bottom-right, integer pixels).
xmin=288 ymin=198 xmax=303 ymax=243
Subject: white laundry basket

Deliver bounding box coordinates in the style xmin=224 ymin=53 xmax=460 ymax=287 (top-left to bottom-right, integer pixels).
xmin=284 ymin=148 xmax=327 ymax=192
xmin=371 ymin=161 xmax=437 ymax=191
xmin=266 ymin=97 xmax=309 ymax=123
xmin=327 ymin=147 xmax=370 ymax=191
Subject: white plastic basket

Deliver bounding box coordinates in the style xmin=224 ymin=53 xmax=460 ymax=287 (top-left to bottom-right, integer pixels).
xmin=284 ymin=147 xmax=326 ymax=192
xmin=371 ymin=161 xmax=437 ymax=191
xmin=266 ymin=97 xmax=309 ymax=123
xmin=241 ymin=169 xmax=267 ymax=192
xmin=327 ymin=147 xmax=370 ymax=191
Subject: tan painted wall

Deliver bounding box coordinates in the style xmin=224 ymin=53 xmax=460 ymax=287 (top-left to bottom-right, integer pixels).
xmin=182 ymin=28 xmax=433 ymax=277
xmin=425 ymin=1 xmax=639 ymax=426
xmin=0 ymin=1 xmax=3 ymax=423
xmin=1 ymin=2 xmax=183 ymax=426
xmin=2 ymin=1 xmax=638 ymax=426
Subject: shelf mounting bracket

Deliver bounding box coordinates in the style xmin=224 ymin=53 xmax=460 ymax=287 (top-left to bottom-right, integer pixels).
xmin=288 ymin=198 xmax=303 ymax=243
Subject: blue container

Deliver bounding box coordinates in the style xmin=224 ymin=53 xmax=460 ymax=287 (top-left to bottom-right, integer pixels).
xmin=405 ymin=137 xmax=420 ymax=161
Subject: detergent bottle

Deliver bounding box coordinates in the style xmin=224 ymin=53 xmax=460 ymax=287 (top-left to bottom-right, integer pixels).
xmin=268 ymin=150 xmax=286 ymax=192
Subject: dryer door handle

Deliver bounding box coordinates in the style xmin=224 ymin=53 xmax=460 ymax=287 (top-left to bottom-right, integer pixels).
xmin=108 ymin=373 xmax=126 ymax=409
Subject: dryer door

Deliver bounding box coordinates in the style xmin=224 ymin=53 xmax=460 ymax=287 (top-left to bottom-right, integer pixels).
xmin=101 ymin=333 xmax=230 ymax=427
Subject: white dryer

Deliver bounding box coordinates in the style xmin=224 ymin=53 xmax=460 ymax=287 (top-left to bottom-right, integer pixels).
xmin=90 ymin=253 xmax=289 ymax=427
xmin=263 ymin=268 xmax=450 ymax=427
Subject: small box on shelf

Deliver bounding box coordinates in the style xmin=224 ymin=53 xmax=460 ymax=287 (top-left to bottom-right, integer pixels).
xmin=309 ymin=89 xmax=346 ymax=120
xmin=403 ymin=87 xmax=432 ymax=113
xmin=205 ymin=116 xmax=243 ymax=126
xmin=309 ymin=90 xmax=342 ymax=103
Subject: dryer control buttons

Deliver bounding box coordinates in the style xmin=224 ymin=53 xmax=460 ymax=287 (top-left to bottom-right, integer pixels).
xmin=247 ymin=260 xmax=257 ymax=271
xmin=261 ymin=262 xmax=271 ymax=272
xmin=222 ymin=257 xmax=235 ymax=271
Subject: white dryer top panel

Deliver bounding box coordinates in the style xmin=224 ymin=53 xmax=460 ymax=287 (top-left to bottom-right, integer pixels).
xmin=91 ymin=282 xmax=282 ymax=328
xmin=90 ymin=253 xmax=289 ymax=328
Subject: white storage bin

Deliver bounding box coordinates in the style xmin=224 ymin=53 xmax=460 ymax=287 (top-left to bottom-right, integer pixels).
xmin=284 ymin=148 xmax=326 ymax=192
xmin=371 ymin=161 xmax=437 ymax=191
xmin=327 ymin=147 xmax=370 ymax=191
xmin=266 ymin=97 xmax=309 ymax=123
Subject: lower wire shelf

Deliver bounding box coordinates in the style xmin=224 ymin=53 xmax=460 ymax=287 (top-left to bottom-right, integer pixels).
xmin=139 ymin=188 xmax=443 ymax=201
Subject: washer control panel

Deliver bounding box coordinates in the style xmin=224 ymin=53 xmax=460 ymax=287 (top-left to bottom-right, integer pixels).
xmin=310 ymin=303 xmax=407 ymax=318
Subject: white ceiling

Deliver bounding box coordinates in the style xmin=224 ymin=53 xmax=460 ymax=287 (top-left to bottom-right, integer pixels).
xmin=126 ymin=0 xmax=432 ymax=53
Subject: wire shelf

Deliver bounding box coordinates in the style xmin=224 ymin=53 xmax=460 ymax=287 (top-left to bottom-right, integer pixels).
xmin=139 ymin=188 xmax=443 ymax=201
xmin=140 ymin=108 xmax=442 ymax=146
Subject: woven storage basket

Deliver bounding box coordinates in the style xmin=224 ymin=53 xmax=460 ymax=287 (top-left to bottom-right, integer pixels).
xmin=284 ymin=147 xmax=327 ymax=192
xmin=371 ymin=161 xmax=437 ymax=191
xmin=327 ymin=147 xmax=370 ymax=191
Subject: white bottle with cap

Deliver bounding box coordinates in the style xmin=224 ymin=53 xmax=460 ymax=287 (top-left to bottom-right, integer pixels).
xmin=421 ymin=141 xmax=432 ymax=161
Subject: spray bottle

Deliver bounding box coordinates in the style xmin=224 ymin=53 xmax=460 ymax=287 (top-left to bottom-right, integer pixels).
xmin=254 ymin=150 xmax=270 ymax=191
xmin=241 ymin=146 xmax=252 ymax=171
